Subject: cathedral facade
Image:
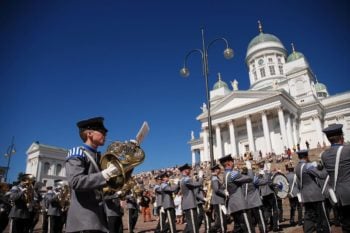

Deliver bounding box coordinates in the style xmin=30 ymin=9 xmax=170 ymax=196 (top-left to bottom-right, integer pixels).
xmin=189 ymin=24 xmax=350 ymax=165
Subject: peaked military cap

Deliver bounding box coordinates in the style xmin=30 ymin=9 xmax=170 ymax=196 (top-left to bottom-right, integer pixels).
xmin=210 ymin=164 xmax=221 ymax=171
xmin=219 ymin=154 xmax=233 ymax=165
xmin=297 ymin=150 xmax=308 ymax=159
xmin=77 ymin=117 xmax=108 ymax=133
xmin=323 ymin=124 xmax=343 ymax=137
xmin=160 ymin=172 xmax=169 ymax=179
xmin=178 ymin=163 xmax=192 ymax=171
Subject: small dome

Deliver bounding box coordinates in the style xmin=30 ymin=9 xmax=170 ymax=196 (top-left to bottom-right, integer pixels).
xmin=287 ymin=51 xmax=304 ymax=62
xmin=315 ymin=82 xmax=327 ymax=92
xmin=213 ymin=73 xmax=229 ymax=90
xmin=247 ymin=32 xmax=282 ymax=50
xmin=287 ymin=43 xmax=305 ymax=62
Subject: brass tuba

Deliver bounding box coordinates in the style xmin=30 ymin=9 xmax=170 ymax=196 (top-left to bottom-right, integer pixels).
xmin=100 ymin=141 xmax=145 ymax=192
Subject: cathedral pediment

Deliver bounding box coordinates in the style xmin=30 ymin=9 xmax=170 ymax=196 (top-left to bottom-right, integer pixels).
xmin=197 ymin=90 xmax=294 ymax=121
xmin=26 ymin=142 xmax=40 ymax=154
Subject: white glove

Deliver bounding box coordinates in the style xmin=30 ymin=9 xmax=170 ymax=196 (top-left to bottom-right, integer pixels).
xmin=20 ymin=187 xmax=27 ymax=192
xmin=129 ymin=139 xmax=138 ymax=145
xmin=102 ymin=163 xmax=120 ymax=180
xmin=245 ymin=161 xmax=252 ymax=170
xmin=198 ymin=170 xmax=204 ymax=179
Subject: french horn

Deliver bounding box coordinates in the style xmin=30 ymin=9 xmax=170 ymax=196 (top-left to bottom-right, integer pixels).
xmin=100 ymin=140 xmax=145 ymax=193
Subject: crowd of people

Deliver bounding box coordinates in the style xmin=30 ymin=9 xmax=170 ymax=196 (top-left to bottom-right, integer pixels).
xmin=0 ymin=116 xmax=349 ymax=233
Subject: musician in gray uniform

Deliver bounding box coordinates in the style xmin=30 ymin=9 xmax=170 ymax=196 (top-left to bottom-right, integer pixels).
xmin=257 ymin=166 xmax=280 ymax=232
xmin=104 ymin=191 xmax=124 ymax=233
xmin=47 ymin=182 xmax=64 ymax=233
xmin=125 ymin=191 xmax=139 ymax=233
xmin=295 ymin=150 xmax=330 ymax=233
xmin=8 ymin=174 xmax=34 ymax=233
xmin=160 ymin=172 xmax=179 ymax=233
xmin=193 ymin=172 xmax=208 ymax=233
xmin=179 ymin=163 xmax=202 ymax=233
xmin=65 ymin=117 xmax=120 ymax=233
xmin=242 ymin=162 xmax=267 ymax=233
xmin=210 ymin=164 xmax=227 ymax=233
xmin=285 ymin=162 xmax=303 ymax=226
xmin=321 ymin=124 xmax=350 ymax=232
xmin=154 ymin=175 xmax=165 ymax=233
xmin=219 ymin=155 xmax=254 ymax=233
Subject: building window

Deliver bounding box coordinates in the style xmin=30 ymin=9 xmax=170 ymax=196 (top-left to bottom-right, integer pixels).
xmin=253 ymin=71 xmax=257 ymax=81
xmin=268 ymin=57 xmax=273 ymax=63
xmin=44 ymin=162 xmax=50 ymax=175
xmin=278 ymin=65 xmax=283 ymax=75
xmin=269 ymin=66 xmax=276 ymax=75
xmin=260 ymin=68 xmax=266 ymax=78
xmin=277 ymin=56 xmax=282 ymax=63
xmin=56 ymin=164 xmax=62 ymax=176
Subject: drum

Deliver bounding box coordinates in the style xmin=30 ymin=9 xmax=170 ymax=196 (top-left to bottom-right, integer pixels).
xmin=271 ymin=172 xmax=290 ymax=199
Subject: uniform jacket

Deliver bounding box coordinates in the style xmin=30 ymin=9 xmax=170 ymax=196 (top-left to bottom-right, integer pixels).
xmin=126 ymin=194 xmax=138 ymax=209
xmin=8 ymin=184 xmax=30 ymax=219
xmin=104 ymin=193 xmax=123 ymax=217
xmin=210 ymin=175 xmax=226 ymax=205
xmin=258 ymin=172 xmax=275 ymax=197
xmin=243 ymin=170 xmax=263 ymax=209
xmin=154 ymin=184 xmax=162 ymax=208
xmin=180 ymin=175 xmax=202 ymax=211
xmin=161 ymin=182 xmax=179 ymax=209
xmin=46 ymin=190 xmax=62 ymax=216
xmin=65 ymin=145 xmax=108 ymax=233
xmin=321 ymin=144 xmax=350 ymax=206
xmin=295 ymin=160 xmax=327 ymax=203
xmin=286 ymin=171 xmax=300 ymax=198
xmin=223 ymin=169 xmax=252 ymax=213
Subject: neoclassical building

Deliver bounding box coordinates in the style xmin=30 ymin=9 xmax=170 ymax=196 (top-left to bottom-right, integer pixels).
xmin=189 ymin=23 xmax=350 ymax=165
xmin=26 ymin=142 xmax=67 ymax=186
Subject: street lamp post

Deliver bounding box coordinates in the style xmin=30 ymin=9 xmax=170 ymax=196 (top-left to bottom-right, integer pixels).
xmin=4 ymin=136 xmax=16 ymax=182
xmin=180 ymin=28 xmax=234 ymax=167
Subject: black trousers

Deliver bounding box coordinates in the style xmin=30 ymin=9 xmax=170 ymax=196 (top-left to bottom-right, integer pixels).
xmin=303 ymin=201 xmax=330 ymax=233
xmin=163 ymin=208 xmax=176 ymax=233
xmin=107 ymin=215 xmax=123 ymax=233
xmin=231 ymin=210 xmax=255 ymax=233
xmin=48 ymin=215 xmax=63 ymax=233
xmin=184 ymin=208 xmax=199 ymax=233
xmin=338 ymin=204 xmax=350 ymax=233
xmin=42 ymin=212 xmax=48 ymax=233
xmin=248 ymin=207 xmax=266 ymax=233
xmin=211 ymin=204 xmax=227 ymax=233
xmin=289 ymin=197 xmax=303 ymax=225
xmin=128 ymin=208 xmax=138 ymax=233
xmin=261 ymin=193 xmax=279 ymax=230
xmin=10 ymin=218 xmax=30 ymax=233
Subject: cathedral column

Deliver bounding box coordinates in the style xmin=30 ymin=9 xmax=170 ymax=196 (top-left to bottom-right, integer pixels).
xmin=278 ymin=107 xmax=289 ymax=149
xmin=202 ymin=128 xmax=209 ymax=162
xmin=313 ymin=115 xmax=324 ymax=146
xmin=292 ymin=117 xmax=298 ymax=147
xmin=215 ymin=124 xmax=223 ymax=159
xmin=261 ymin=111 xmax=272 ymax=155
xmin=228 ymin=121 xmax=238 ymax=158
xmin=191 ymin=150 xmax=196 ymax=166
xmin=286 ymin=112 xmax=294 ymax=149
xmin=246 ymin=115 xmax=256 ymax=152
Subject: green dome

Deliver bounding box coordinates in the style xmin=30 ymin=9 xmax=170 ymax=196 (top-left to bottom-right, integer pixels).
xmin=315 ymin=82 xmax=327 ymax=92
xmin=213 ymin=74 xmax=229 ymax=90
xmin=248 ymin=32 xmax=282 ymax=50
xmin=287 ymin=51 xmax=304 ymax=62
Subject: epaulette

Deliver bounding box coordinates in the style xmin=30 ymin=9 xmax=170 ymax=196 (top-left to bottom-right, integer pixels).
xmin=305 ymin=162 xmax=316 ymax=170
xmin=182 ymin=176 xmax=191 ymax=183
xmin=160 ymin=183 xmax=168 ymax=189
xmin=66 ymin=147 xmax=86 ymax=160
xmin=10 ymin=186 xmax=20 ymax=192
xmin=212 ymin=176 xmax=218 ymax=181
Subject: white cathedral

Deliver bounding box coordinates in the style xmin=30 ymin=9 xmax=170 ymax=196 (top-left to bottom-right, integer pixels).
xmin=189 ymin=23 xmax=350 ymax=165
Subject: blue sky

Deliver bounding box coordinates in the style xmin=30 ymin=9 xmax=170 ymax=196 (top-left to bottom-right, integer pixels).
xmin=1 ymin=0 xmax=349 ymax=183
